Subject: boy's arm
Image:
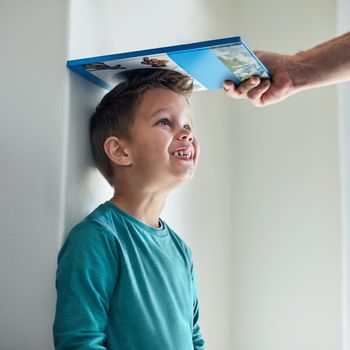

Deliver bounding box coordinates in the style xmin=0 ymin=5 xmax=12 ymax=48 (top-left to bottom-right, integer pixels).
xmin=53 ymin=223 xmax=119 ymax=350
xmin=191 ymin=262 xmax=205 ymax=350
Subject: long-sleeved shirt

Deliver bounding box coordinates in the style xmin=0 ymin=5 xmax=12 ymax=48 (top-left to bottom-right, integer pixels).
xmin=53 ymin=201 xmax=205 ymax=349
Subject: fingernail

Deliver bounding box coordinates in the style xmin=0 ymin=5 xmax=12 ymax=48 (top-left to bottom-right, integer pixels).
xmin=250 ymin=77 xmax=259 ymax=85
xmin=223 ymin=82 xmax=231 ymax=91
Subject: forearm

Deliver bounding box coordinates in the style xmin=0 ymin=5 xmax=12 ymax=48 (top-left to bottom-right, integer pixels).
xmin=289 ymin=32 xmax=350 ymax=91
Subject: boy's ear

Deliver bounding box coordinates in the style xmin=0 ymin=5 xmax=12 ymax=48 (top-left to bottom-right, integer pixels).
xmin=104 ymin=136 xmax=133 ymax=166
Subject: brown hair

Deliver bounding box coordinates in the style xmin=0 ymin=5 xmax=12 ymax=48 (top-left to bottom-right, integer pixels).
xmin=90 ymin=69 xmax=194 ymax=185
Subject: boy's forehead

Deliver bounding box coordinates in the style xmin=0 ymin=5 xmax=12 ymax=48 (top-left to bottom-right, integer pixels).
xmin=137 ymin=88 xmax=191 ymax=119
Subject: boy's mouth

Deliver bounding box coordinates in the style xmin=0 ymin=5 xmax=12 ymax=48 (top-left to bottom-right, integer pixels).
xmin=171 ymin=147 xmax=194 ymax=160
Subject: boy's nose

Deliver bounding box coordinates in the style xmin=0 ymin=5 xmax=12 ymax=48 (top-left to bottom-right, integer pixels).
xmin=177 ymin=128 xmax=193 ymax=142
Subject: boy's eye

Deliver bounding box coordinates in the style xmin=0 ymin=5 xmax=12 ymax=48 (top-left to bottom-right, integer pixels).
xmin=184 ymin=124 xmax=192 ymax=131
xmin=157 ymin=118 xmax=172 ymax=127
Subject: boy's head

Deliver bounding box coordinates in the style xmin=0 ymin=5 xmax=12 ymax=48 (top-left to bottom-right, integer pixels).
xmin=90 ymin=69 xmax=200 ymax=189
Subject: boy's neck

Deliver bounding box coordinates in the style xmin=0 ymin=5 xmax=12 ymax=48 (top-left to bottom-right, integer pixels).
xmin=110 ymin=189 xmax=169 ymax=229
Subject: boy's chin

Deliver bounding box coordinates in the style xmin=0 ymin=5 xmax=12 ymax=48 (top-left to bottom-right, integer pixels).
xmin=170 ymin=171 xmax=195 ymax=188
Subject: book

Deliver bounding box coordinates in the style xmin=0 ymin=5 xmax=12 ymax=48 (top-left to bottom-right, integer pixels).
xmin=66 ymin=36 xmax=270 ymax=91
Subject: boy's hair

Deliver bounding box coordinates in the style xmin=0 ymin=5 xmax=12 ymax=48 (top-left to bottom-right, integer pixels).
xmin=90 ymin=69 xmax=194 ymax=185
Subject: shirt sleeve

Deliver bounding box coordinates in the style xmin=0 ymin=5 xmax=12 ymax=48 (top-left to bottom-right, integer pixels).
xmin=53 ymin=222 xmax=119 ymax=350
xmin=190 ymin=257 xmax=205 ymax=350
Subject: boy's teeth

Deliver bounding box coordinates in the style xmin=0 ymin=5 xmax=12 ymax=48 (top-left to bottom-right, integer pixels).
xmin=175 ymin=151 xmax=191 ymax=158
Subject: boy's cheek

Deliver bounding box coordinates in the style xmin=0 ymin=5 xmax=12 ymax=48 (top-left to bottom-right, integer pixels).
xmin=193 ymin=138 xmax=200 ymax=163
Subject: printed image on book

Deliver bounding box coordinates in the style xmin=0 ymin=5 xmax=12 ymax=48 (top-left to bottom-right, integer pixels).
xmin=67 ymin=36 xmax=270 ymax=91
xmin=83 ymin=54 xmax=207 ymax=91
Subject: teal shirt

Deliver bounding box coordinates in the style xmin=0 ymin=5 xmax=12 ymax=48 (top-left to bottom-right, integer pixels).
xmin=53 ymin=201 xmax=205 ymax=350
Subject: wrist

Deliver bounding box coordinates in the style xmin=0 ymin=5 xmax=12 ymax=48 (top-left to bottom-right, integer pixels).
xmin=286 ymin=51 xmax=311 ymax=93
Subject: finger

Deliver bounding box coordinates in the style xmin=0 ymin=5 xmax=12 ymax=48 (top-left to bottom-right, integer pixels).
xmin=247 ymin=79 xmax=271 ymax=101
xmin=237 ymin=76 xmax=260 ymax=95
xmin=223 ymin=77 xmax=260 ymax=98
xmin=223 ymin=79 xmax=231 ymax=87
xmin=223 ymin=80 xmax=243 ymax=99
xmin=223 ymin=80 xmax=235 ymax=92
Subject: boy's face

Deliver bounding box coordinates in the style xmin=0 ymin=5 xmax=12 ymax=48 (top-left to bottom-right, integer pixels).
xmin=124 ymin=88 xmax=200 ymax=191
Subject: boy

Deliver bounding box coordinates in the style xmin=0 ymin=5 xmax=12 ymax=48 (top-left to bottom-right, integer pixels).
xmin=53 ymin=69 xmax=205 ymax=349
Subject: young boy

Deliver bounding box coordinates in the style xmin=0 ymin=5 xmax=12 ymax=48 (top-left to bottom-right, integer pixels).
xmin=53 ymin=69 xmax=205 ymax=349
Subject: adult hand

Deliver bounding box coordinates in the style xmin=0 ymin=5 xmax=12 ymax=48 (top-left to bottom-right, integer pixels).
xmin=223 ymin=51 xmax=296 ymax=107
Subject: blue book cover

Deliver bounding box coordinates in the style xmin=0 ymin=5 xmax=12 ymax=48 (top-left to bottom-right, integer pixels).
xmin=67 ymin=36 xmax=270 ymax=91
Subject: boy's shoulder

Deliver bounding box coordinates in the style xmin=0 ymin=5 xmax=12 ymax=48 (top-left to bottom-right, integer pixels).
xmin=164 ymin=221 xmax=192 ymax=254
xmin=63 ymin=202 xmax=118 ymax=245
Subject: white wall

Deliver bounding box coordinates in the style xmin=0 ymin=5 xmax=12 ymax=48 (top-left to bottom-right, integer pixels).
xmin=0 ymin=0 xmax=343 ymax=349
xmin=0 ymin=1 xmax=69 ymax=349
xmin=339 ymin=82 xmax=350 ymax=350
xmin=339 ymin=79 xmax=350 ymax=350
xmin=227 ymin=2 xmax=342 ymax=346
xmin=227 ymin=91 xmax=341 ymax=350
xmin=68 ymin=1 xmax=342 ymax=350
xmin=337 ymin=0 xmax=350 ymax=349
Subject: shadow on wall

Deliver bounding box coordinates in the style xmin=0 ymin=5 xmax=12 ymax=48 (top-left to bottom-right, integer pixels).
xmin=62 ymin=72 xmax=112 ymax=243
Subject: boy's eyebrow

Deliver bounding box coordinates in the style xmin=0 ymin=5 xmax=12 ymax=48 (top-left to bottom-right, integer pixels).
xmin=149 ymin=108 xmax=193 ymax=128
xmin=149 ymin=108 xmax=172 ymax=118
